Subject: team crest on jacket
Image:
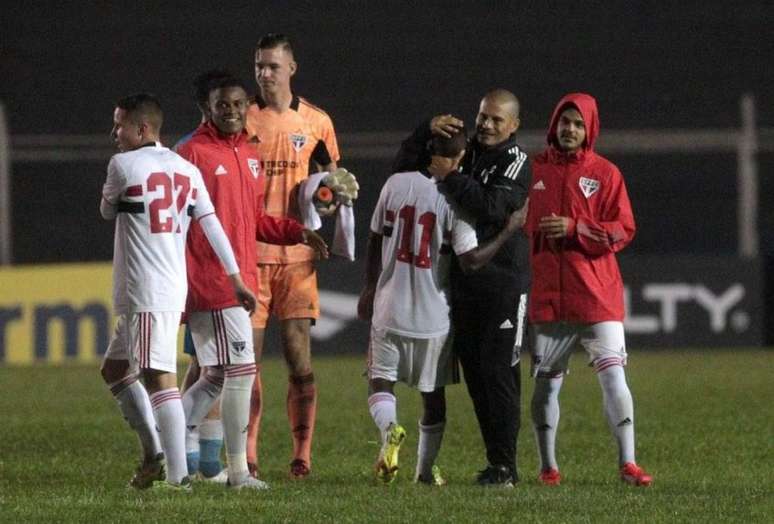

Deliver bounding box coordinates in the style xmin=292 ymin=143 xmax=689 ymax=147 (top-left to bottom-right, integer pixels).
xmin=289 ymin=132 xmax=307 ymax=152
xmin=247 ymin=158 xmax=260 ymax=179
xmin=579 ymin=177 xmax=600 ymax=198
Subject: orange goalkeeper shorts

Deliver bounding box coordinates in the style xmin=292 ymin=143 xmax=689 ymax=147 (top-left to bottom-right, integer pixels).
xmin=251 ymin=261 xmax=319 ymax=328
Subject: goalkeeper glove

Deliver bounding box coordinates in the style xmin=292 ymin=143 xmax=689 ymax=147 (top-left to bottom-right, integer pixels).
xmin=322 ymin=168 xmax=359 ymax=207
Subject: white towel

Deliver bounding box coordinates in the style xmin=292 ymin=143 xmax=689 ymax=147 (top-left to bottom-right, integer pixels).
xmin=298 ymin=172 xmax=356 ymax=261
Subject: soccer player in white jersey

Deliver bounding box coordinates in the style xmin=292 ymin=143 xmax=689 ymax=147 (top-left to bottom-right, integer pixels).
xmin=99 ymin=93 xmax=256 ymax=490
xmin=358 ymin=129 xmax=528 ymax=484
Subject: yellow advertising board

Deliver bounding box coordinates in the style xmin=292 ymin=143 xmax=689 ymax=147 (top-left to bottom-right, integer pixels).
xmin=0 ymin=263 xmax=183 ymax=365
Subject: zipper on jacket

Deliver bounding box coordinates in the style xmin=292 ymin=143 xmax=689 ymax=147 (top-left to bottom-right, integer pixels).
xmin=558 ymin=159 xmax=568 ymax=320
xmin=234 ymin=146 xmax=250 ymax=267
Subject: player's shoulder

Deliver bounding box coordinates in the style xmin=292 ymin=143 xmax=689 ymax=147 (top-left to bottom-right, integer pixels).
xmin=386 ymin=170 xmax=428 ymax=187
xmin=501 ymin=142 xmax=528 ymax=166
xmin=158 ymin=146 xmax=200 ymax=175
xmin=586 ymin=151 xmax=622 ymax=180
xmin=590 ymin=151 xmax=619 ymax=171
xmin=505 ymin=141 xmax=527 ymax=157
xmin=109 ymin=147 xmax=151 ymax=172
xmin=297 ymin=97 xmax=333 ymax=120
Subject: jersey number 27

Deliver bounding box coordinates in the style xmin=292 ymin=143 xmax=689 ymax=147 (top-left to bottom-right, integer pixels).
xmin=147 ymin=172 xmax=191 ymax=234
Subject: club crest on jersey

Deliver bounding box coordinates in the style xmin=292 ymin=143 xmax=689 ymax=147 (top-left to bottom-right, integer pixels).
xmin=247 ymin=158 xmax=260 ymax=179
xmin=231 ymin=341 xmax=246 ymax=354
xmin=579 ymin=177 xmax=600 ymax=198
xmin=289 ymin=132 xmax=307 ymax=152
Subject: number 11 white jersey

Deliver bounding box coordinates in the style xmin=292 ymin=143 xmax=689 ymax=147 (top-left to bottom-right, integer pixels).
xmin=370 ymin=171 xmax=478 ymax=338
xmin=102 ymin=144 xmax=214 ymax=314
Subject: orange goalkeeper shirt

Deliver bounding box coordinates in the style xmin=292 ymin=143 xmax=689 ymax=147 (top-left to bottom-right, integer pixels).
xmin=246 ymin=95 xmax=340 ymax=264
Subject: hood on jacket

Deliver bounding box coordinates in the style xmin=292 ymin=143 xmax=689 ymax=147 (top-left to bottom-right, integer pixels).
xmin=546 ymin=93 xmax=599 ymax=152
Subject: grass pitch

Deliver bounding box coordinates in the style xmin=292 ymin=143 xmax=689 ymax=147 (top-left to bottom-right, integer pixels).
xmin=0 ymin=349 xmax=771 ymax=522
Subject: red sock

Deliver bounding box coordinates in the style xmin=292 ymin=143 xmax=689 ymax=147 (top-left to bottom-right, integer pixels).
xmin=287 ymin=373 xmax=317 ymax=466
xmin=246 ymin=367 xmax=263 ymax=467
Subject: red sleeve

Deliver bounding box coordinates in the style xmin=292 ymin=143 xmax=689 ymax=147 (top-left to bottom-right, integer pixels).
xmin=570 ymin=168 xmax=636 ymax=256
xmin=176 ymin=142 xmax=194 ymax=163
xmin=255 ymin=209 xmax=305 ymax=245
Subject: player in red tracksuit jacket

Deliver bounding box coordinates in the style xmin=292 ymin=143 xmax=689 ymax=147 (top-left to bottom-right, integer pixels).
xmin=176 ymin=75 xmax=328 ymax=490
xmin=526 ymin=92 xmax=652 ymax=487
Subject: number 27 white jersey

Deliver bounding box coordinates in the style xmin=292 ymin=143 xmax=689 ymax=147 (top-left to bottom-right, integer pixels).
xmin=370 ymin=171 xmax=478 ymax=338
xmin=102 ymin=144 xmax=215 ymax=314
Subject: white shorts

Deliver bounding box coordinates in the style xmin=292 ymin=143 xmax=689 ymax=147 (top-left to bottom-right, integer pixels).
xmin=367 ymin=327 xmax=460 ymax=393
xmin=530 ymin=321 xmax=627 ymax=378
xmin=104 ymin=312 xmax=181 ymax=374
xmin=188 ymin=307 xmax=254 ymax=367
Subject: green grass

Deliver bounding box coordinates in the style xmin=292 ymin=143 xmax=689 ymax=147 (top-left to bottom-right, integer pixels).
xmin=0 ymin=349 xmax=772 ymax=523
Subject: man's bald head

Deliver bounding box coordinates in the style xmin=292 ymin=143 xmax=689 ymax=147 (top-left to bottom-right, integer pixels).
xmin=482 ymin=89 xmax=520 ymax=120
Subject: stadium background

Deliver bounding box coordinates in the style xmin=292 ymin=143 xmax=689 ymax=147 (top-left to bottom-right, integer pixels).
xmin=1 ymin=2 xmax=773 ymax=362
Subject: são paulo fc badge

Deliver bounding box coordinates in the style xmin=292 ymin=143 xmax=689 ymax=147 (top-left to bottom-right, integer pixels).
xmin=247 ymin=158 xmax=260 ymax=178
xmin=579 ymin=176 xmax=600 ymax=198
xmin=289 ymin=132 xmax=307 ymax=152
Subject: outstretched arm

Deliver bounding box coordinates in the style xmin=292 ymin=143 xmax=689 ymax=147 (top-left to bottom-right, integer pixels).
xmin=458 ymin=198 xmax=529 ymax=273
xmin=438 ymin=155 xmax=530 ymax=224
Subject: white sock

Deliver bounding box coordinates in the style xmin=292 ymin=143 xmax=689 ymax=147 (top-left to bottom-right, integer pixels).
xmin=110 ymin=375 xmax=162 ymax=461
xmin=150 ymin=388 xmax=188 ymax=484
xmin=182 ymin=371 xmax=223 ymax=453
xmin=186 ymin=428 xmax=200 ymax=455
xmin=531 ymin=375 xmax=563 ymax=471
xmin=200 ymin=418 xmax=223 ymax=440
xmin=416 ymin=420 xmax=445 ymax=480
xmin=222 ymin=364 xmax=256 ymax=483
xmin=368 ymin=392 xmax=397 ymax=443
xmin=596 ymin=363 xmax=635 ymax=465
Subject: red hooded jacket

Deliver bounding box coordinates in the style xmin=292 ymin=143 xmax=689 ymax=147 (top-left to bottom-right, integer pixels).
xmin=527 ymin=93 xmax=635 ymax=323
xmin=178 ymin=123 xmax=305 ymax=312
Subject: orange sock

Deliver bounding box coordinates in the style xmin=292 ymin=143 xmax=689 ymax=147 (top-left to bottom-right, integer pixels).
xmin=287 ymin=373 xmax=317 ymax=466
xmin=246 ymin=368 xmax=263 ymax=468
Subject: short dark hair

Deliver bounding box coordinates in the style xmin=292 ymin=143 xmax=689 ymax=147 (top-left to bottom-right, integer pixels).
xmin=431 ymin=126 xmax=468 ymax=158
xmin=116 ymin=93 xmax=163 ymax=131
xmin=207 ymin=75 xmax=249 ymax=97
xmin=193 ymin=70 xmax=232 ymax=107
xmin=255 ymin=33 xmax=294 ymax=56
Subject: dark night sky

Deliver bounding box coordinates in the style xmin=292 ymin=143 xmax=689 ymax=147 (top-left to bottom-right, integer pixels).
xmin=2 ymin=1 xmax=772 ymax=136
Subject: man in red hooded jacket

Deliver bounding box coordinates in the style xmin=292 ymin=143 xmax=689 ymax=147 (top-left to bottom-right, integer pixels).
xmin=526 ymin=93 xmax=652 ymax=487
xmin=177 ymin=75 xmax=328 ymax=490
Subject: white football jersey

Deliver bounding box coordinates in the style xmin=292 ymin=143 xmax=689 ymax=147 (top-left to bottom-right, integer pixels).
xmin=370 ymin=171 xmax=478 ymax=338
xmin=102 ymin=144 xmax=214 ymax=314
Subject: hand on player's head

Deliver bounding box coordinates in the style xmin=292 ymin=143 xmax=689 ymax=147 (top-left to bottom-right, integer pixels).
xmin=431 ymin=114 xmax=464 ymax=138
